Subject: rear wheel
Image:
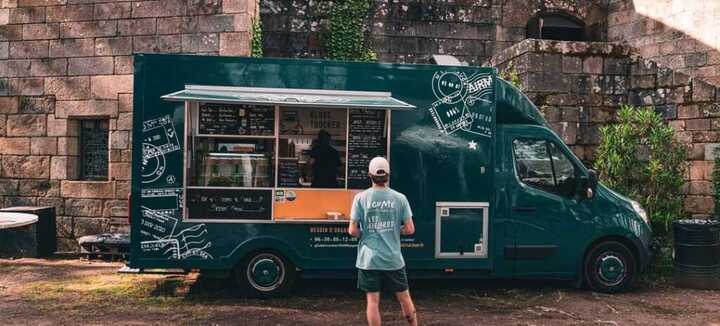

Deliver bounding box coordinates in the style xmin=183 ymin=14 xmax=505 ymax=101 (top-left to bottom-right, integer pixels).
xmin=583 ymin=241 xmax=637 ymax=293
xmin=235 ymin=251 xmax=296 ymax=298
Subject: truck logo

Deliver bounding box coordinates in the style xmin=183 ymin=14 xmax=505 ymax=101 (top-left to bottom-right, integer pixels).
xmin=429 ymin=71 xmax=495 ymax=141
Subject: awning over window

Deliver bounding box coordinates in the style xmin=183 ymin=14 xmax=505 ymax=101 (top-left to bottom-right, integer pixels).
xmin=162 ymin=85 xmax=416 ymax=110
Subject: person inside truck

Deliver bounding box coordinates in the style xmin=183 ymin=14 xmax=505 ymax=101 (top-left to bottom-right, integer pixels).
xmin=348 ymin=157 xmax=418 ymax=326
xmin=309 ymin=129 xmax=342 ymax=188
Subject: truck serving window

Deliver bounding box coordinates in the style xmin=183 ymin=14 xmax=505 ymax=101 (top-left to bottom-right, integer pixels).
xmin=164 ymin=86 xmax=414 ymax=222
xmin=512 ymin=138 xmax=576 ymax=196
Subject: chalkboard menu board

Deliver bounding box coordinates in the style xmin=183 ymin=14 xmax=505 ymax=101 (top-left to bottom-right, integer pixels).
xmin=198 ymin=103 xmax=274 ymax=136
xmin=187 ymin=188 xmax=272 ymax=220
xmin=278 ymin=159 xmax=300 ymax=187
xmin=347 ymin=110 xmax=387 ymax=189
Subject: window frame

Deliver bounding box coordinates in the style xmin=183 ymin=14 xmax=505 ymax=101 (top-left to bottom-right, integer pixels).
xmin=78 ymin=118 xmax=110 ymax=181
xmin=182 ymin=101 xmax=393 ymax=223
xmin=511 ymin=137 xmax=578 ymax=198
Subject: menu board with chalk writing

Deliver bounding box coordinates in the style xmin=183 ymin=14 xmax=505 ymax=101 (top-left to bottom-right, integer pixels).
xmin=347 ymin=110 xmax=387 ymax=189
xmin=198 ymin=103 xmax=274 ymax=136
xmin=187 ymin=188 xmax=272 ymax=220
xmin=278 ymin=158 xmax=301 ymax=187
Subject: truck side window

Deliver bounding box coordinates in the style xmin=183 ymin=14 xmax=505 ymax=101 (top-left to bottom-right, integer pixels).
xmin=512 ymin=138 xmax=577 ymax=197
xmin=512 ymin=139 xmax=555 ymax=192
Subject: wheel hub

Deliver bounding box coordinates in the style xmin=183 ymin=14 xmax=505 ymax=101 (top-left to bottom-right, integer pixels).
xmin=252 ymin=258 xmax=281 ymax=287
xmin=597 ymin=254 xmax=625 ymax=286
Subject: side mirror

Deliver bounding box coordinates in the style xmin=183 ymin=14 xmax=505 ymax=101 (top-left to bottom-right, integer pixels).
xmin=578 ymin=169 xmax=598 ymax=199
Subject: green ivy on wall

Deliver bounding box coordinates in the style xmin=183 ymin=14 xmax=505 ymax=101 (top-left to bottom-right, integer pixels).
xmin=251 ymin=17 xmax=263 ymax=58
xmin=327 ymin=0 xmax=376 ymax=61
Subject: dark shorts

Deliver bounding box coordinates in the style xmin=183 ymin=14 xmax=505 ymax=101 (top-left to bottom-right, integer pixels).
xmin=357 ymin=268 xmax=409 ymax=293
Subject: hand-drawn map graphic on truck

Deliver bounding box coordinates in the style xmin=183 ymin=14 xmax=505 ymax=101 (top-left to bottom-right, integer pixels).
xmin=141 ymin=115 xmax=181 ymax=184
xmin=429 ymin=71 xmax=494 ymax=138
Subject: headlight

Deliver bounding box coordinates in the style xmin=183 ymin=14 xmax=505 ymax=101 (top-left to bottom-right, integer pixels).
xmin=631 ymin=200 xmax=650 ymax=227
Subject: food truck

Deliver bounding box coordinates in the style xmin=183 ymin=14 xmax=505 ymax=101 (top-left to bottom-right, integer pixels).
xmin=129 ymin=54 xmax=654 ymax=297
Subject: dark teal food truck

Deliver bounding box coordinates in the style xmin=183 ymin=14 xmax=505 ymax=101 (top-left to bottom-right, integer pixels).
xmin=129 ymin=54 xmax=654 ymax=297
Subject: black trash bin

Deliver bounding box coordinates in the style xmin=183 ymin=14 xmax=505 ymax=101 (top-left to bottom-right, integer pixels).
xmin=673 ymin=219 xmax=720 ymax=289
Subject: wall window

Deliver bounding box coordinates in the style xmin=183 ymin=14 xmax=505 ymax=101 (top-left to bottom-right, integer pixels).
xmin=79 ymin=119 xmax=109 ymax=181
xmin=513 ymin=138 xmax=577 ymax=196
xmin=526 ymin=13 xmax=586 ymax=41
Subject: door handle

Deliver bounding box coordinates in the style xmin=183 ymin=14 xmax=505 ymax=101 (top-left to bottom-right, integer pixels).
xmin=512 ymin=206 xmax=537 ymax=213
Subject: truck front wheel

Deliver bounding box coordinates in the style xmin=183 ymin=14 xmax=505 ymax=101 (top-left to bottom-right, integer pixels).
xmin=235 ymin=251 xmax=296 ymax=298
xmin=583 ymin=241 xmax=637 ymax=293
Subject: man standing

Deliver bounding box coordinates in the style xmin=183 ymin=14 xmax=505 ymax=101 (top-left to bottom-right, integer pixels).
xmin=348 ymin=157 xmax=418 ymax=326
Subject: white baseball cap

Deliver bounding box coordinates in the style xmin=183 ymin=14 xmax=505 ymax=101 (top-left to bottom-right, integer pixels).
xmin=368 ymin=157 xmax=390 ymax=176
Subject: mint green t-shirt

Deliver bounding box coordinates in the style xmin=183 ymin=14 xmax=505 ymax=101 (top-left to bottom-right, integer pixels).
xmin=351 ymin=187 xmax=413 ymax=271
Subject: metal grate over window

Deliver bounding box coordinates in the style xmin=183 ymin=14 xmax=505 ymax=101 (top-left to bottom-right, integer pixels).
xmin=79 ymin=119 xmax=109 ymax=181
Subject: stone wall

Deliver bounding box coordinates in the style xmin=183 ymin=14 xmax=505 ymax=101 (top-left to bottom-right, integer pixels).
xmin=0 ymin=0 xmax=256 ymax=251
xmin=489 ymin=39 xmax=720 ymax=215
xmin=607 ymin=0 xmax=720 ymax=86
xmin=260 ymin=0 xmax=609 ymax=65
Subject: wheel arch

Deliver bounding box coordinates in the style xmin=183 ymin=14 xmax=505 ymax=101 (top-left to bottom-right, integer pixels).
xmin=222 ymin=236 xmax=304 ymax=271
xmin=583 ymin=234 xmax=642 ymax=267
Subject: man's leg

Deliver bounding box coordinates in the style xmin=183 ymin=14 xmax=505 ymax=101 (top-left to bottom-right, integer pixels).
xmin=395 ymin=290 xmax=417 ymax=326
xmin=366 ymin=292 xmax=381 ymax=326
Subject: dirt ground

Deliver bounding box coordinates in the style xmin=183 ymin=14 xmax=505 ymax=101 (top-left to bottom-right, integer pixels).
xmin=1 ymin=258 xmax=719 ymax=326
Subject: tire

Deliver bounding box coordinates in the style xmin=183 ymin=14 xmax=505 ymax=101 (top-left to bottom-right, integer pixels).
xmin=234 ymin=251 xmax=297 ymax=298
xmin=583 ymin=241 xmax=637 ymax=293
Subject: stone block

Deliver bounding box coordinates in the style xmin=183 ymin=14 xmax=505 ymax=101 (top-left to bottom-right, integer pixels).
xmin=655 ymin=104 xmax=677 ymax=119
xmin=132 ymin=34 xmax=181 ymax=53
xmin=561 ymin=56 xmax=581 ymax=73
xmin=692 ymin=79 xmax=716 ymax=102
xmin=47 ymin=115 xmax=79 ymax=136
xmin=704 ymin=143 xmax=720 ymax=160
xmin=657 ymin=67 xmax=673 ymax=87
xmin=103 ymin=199 xmax=128 ymax=218
xmin=197 ymin=14 xmax=234 ymax=33
xmin=22 ymin=23 xmax=59 ymax=40
xmin=50 ymin=155 xmax=77 ymax=180
xmin=9 ymin=40 xmax=48 ymax=59
xmin=18 ymin=179 xmax=59 ymax=197
xmin=630 ymin=75 xmax=655 ymax=89
xmin=74 ymin=217 xmax=109 ymax=236
xmin=0 ymin=25 xmax=23 ymax=41
xmin=187 ymin=0 xmax=221 ymax=15
xmin=219 ymin=32 xmax=249 ymax=56
xmin=116 ymin=112 xmax=131 ymax=130
xmin=19 ymin=95 xmax=54 ymax=113
xmin=692 ymin=131 xmax=720 ymax=143
xmin=115 ymin=180 xmax=130 ymax=199
xmin=5 ymin=196 xmax=37 ymax=206
xmin=60 ymin=20 xmax=117 ymax=39
xmin=49 ymin=38 xmax=94 ymax=57
xmin=109 ymin=162 xmax=129 ymax=181
xmin=64 ymin=198 xmax=102 ymax=216
xmin=9 ymin=7 xmax=45 ymax=24
xmin=18 ymin=0 xmax=64 ymax=7
xmin=45 ymin=76 xmax=90 ymax=100
xmin=37 ymin=197 xmax=63 ymax=215
xmin=114 ymin=56 xmax=133 ymax=74
xmin=583 ymin=56 xmax=603 ymax=74
xmin=181 ymin=33 xmax=218 ymax=52
xmin=7 ymin=114 xmax=45 ymax=136
xmin=685 ymin=119 xmax=711 ymax=131
xmin=8 ymin=77 xmax=43 ymax=95
xmin=118 ymin=93 xmax=132 ymax=112
xmin=57 ymin=136 xmax=78 ymax=155
xmin=0 ymin=96 xmax=17 ymax=113
xmin=1 ymin=59 xmax=31 ymax=77
xmin=0 ymin=179 xmax=19 ymax=195
xmin=684 ymin=53 xmax=707 ymax=67
xmin=132 ymin=0 xmax=186 ymax=18
xmin=30 ymin=58 xmax=67 ymax=76
xmin=2 ymin=155 xmax=49 ymax=178
xmin=94 ymin=37 xmax=132 ymax=56
xmin=701 ymin=103 xmax=720 ymax=117
xmin=678 ymin=104 xmax=700 ymax=119
xmin=0 ymin=114 xmax=5 ymax=136
xmin=61 ymin=181 xmax=114 ymax=199
xmin=223 ymin=0 xmax=249 ymax=13
xmin=0 ymin=136 xmax=29 ymax=154
xmin=109 ymin=130 xmax=128 ymax=149
xmin=684 ymin=196 xmax=713 ymax=214
xmin=668 ymin=120 xmax=685 ymax=132
xmin=90 ymin=75 xmax=132 ymax=100
xmin=46 ymin=4 xmax=92 ymax=22
xmin=689 ymin=160 xmax=713 ymax=180
xmin=55 ymin=100 xmax=118 ymax=118
xmin=67 ymin=56 xmax=114 ymax=76
xmin=156 ymin=16 xmax=197 ymax=34
xmin=94 ymin=2 xmax=131 ymax=20
xmin=30 ymin=136 xmax=56 ymax=155
xmin=117 ymin=18 xmax=156 ymax=36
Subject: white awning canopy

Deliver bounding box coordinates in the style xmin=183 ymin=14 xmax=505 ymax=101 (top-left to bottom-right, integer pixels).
xmin=162 ymin=85 xmax=416 ymax=110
